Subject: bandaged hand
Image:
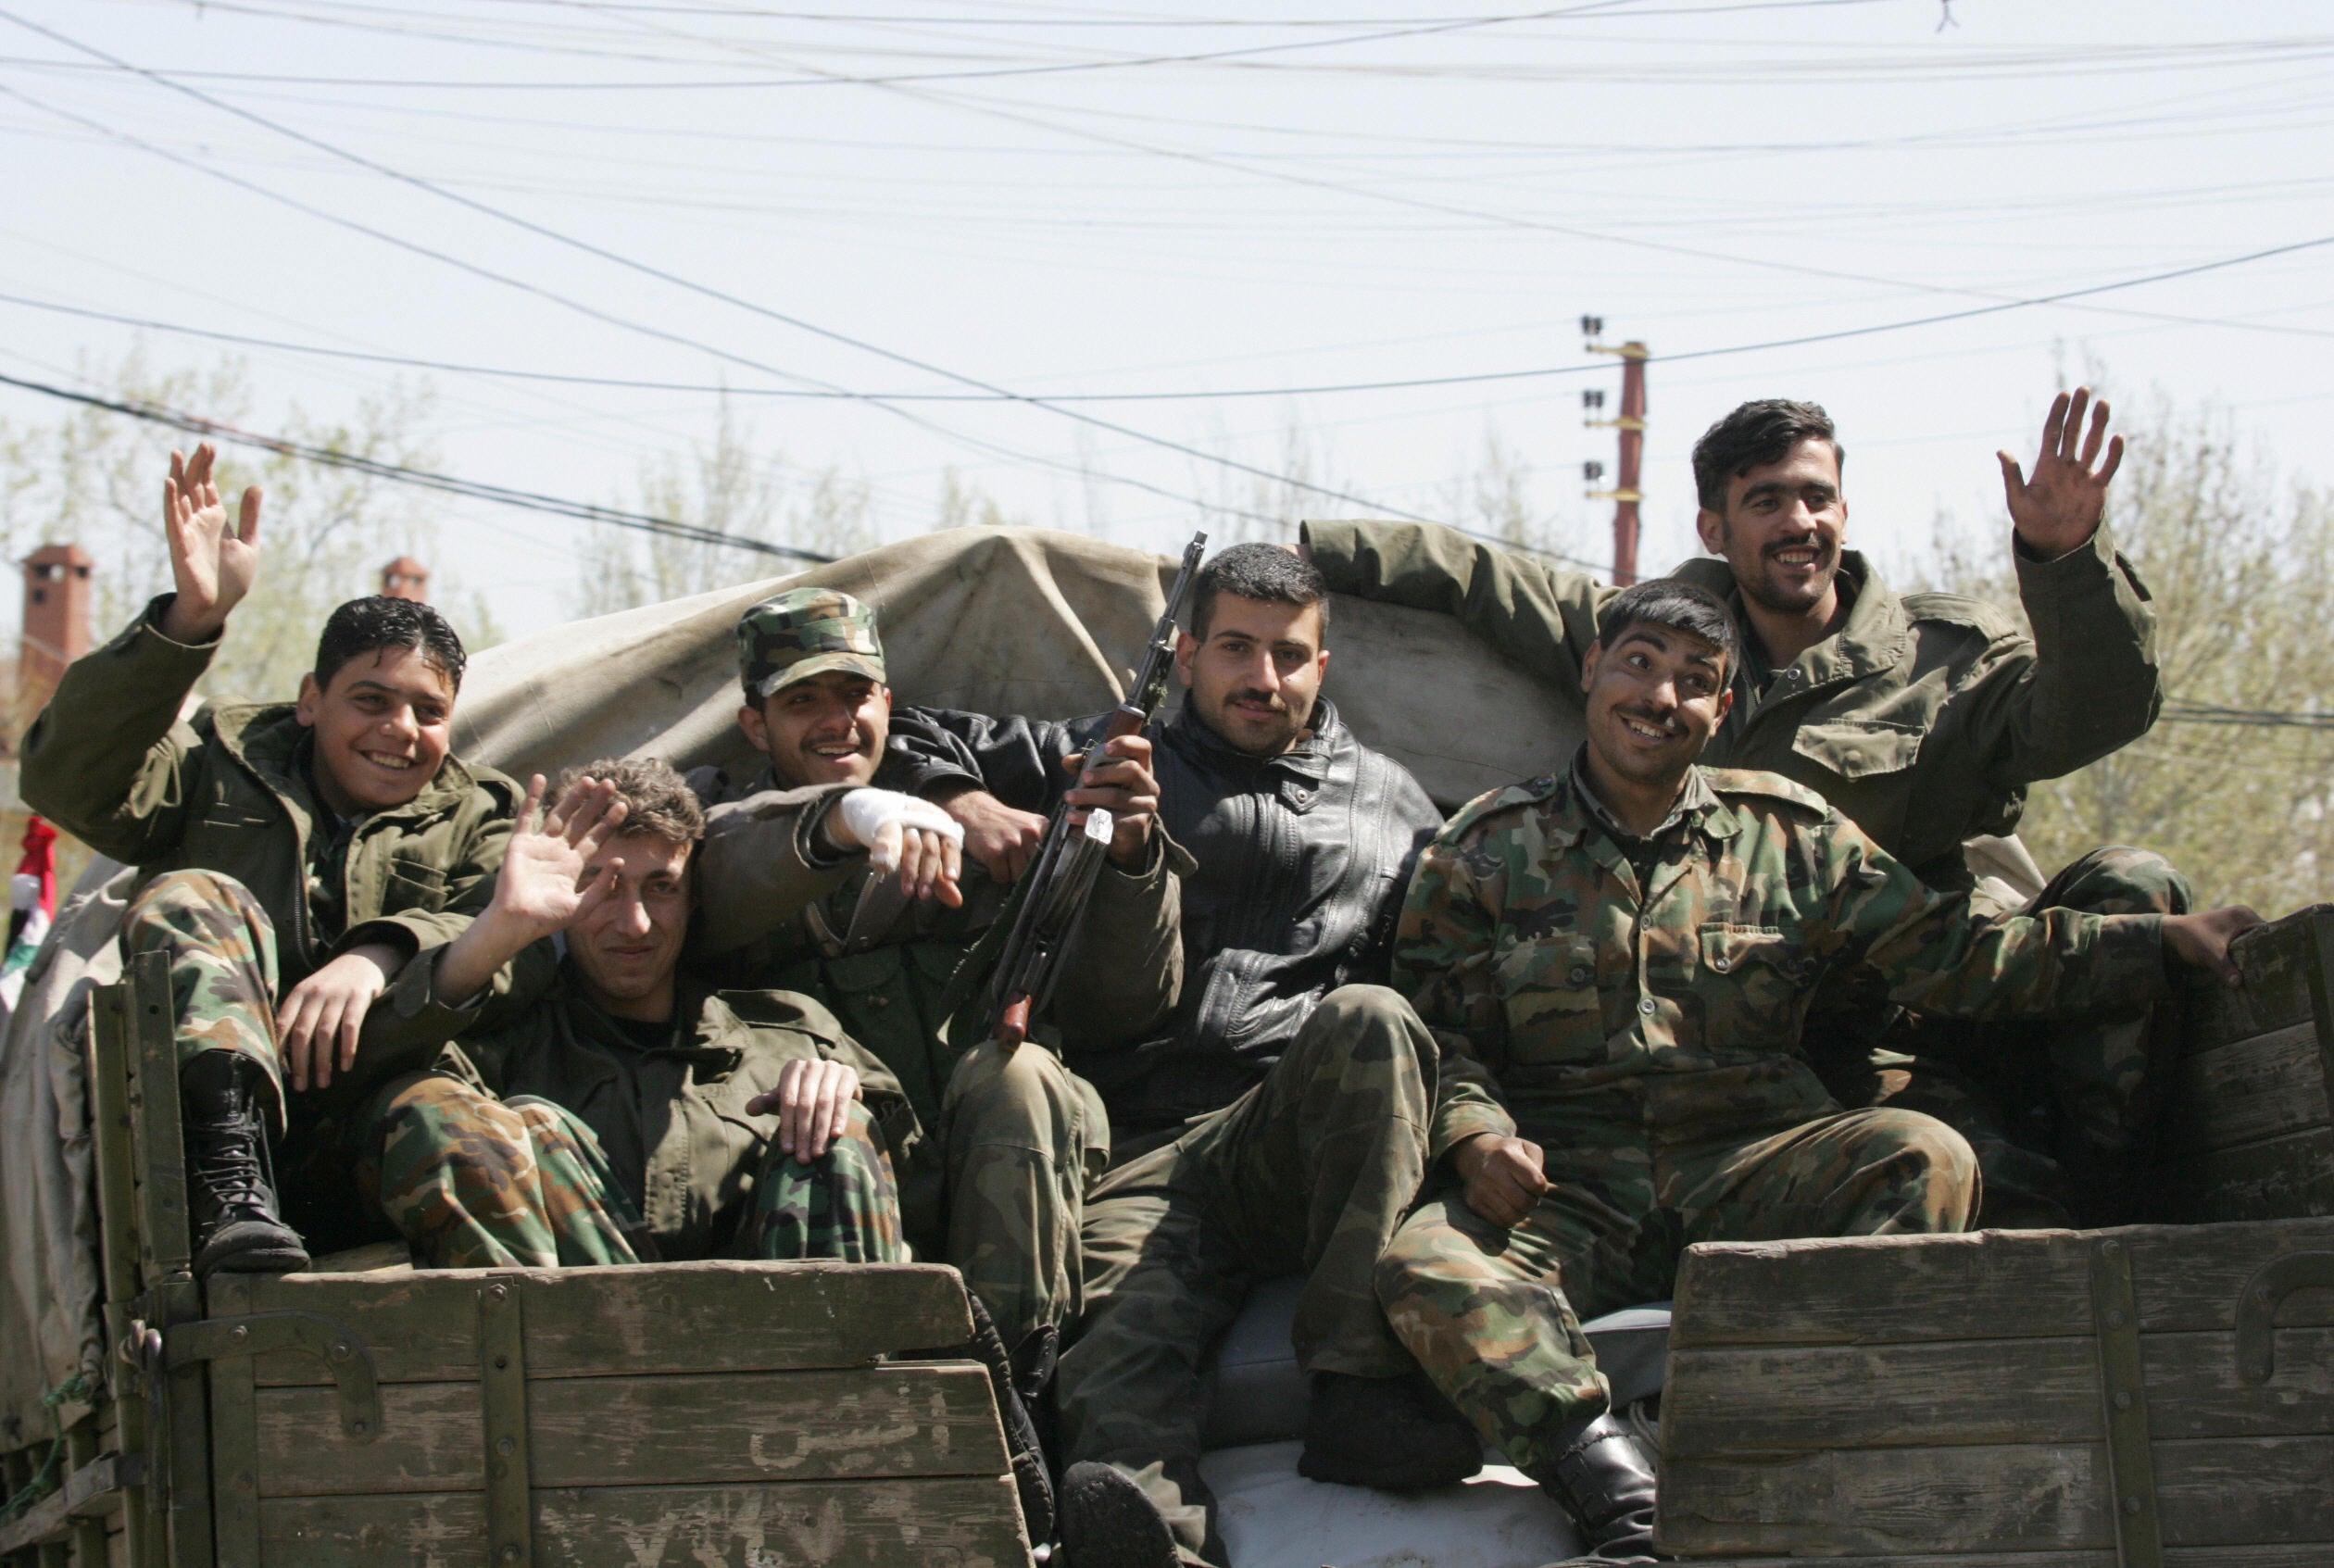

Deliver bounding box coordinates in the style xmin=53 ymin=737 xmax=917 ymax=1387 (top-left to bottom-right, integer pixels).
xmin=830 ymin=787 xmax=966 ymax=906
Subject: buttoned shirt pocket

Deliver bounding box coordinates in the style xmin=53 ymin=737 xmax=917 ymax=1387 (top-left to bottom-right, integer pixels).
xmin=1697 ymin=923 xmax=1815 ymax=1057
xmin=1789 ymin=719 xmax=1925 ymax=782
xmin=1491 ymin=935 xmax=1605 ymax=1067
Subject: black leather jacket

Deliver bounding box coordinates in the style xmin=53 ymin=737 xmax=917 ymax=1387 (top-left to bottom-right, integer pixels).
xmin=886 ymin=697 xmax=1444 ymax=1135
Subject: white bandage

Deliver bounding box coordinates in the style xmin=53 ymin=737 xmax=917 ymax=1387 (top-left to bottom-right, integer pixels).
xmin=832 ymin=787 xmax=967 ymax=874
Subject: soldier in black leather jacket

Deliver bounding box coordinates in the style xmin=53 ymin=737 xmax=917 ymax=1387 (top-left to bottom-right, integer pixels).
xmin=886 ymin=687 xmax=1441 ymax=1153
xmin=886 ymin=545 xmax=1482 ymax=1568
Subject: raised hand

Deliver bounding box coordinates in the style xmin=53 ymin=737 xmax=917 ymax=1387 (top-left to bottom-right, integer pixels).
xmin=1997 ymin=387 xmax=2125 ymax=558
xmin=489 ymin=773 xmax=631 ymax=941
xmin=424 ymin=774 xmax=631 ymax=1011
xmin=157 ymin=443 xmax=263 ymax=644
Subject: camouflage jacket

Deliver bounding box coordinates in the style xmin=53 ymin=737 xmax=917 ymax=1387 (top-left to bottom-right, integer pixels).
xmin=20 ymin=597 xmax=547 ymax=1047
xmin=1305 ymin=520 xmax=2160 ymax=889
xmin=1393 ymin=759 xmax=2169 ymax=1153
xmin=684 ymin=747 xmax=1187 ymax=1133
xmin=436 ymin=972 xmax=911 ymax=1260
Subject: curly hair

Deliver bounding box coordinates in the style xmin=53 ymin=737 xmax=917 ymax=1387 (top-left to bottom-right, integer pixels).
xmin=552 ymin=756 xmax=703 ymax=844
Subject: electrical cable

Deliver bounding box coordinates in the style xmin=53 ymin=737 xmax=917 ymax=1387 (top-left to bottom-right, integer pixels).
xmin=0 ymin=365 xmax=837 ymax=563
xmin=0 ymin=11 xmax=1476 ymax=535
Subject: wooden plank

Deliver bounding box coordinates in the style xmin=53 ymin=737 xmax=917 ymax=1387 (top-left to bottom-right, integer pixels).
xmin=2152 ymin=1128 xmax=2334 ymax=1223
xmin=253 ymin=1364 xmax=1010 ymax=1497
xmin=1665 ymin=1322 xmax=2334 ymax=1456
xmin=1662 ymin=1338 xmax=2103 ymax=1455
xmin=2181 ymin=905 xmax=2328 ymax=1055
xmin=1670 ymin=1551 xmax=2331 ymax=1568
xmin=0 ymin=1456 xmax=130 ymax=1557
xmin=243 ymin=1262 xmax=976 ymax=1386
xmin=2161 ymin=1021 xmax=2330 ymax=1153
xmin=203 ymin=1276 xmax=259 ymax=1567
xmin=1668 ymin=1220 xmax=2334 ymax=1348
xmin=124 ymin=953 xmax=191 ymax=1285
xmin=1655 ymin=1440 xmax=2112 ymax=1556
xmin=1656 ymin=1435 xmax=2334 ymax=1557
xmin=257 ymin=1475 xmax=1032 ymax=1567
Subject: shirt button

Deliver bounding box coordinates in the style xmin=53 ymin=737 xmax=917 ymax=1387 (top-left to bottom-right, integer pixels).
xmin=1638 ymin=997 xmax=1657 ymax=1016
xmin=1568 ymin=965 xmax=1593 ymax=985
xmin=1711 ymin=956 xmax=1730 ymax=972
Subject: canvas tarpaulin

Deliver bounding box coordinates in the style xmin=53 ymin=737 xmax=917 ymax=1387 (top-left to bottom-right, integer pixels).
xmin=0 ymin=523 xmax=1584 ymax=1435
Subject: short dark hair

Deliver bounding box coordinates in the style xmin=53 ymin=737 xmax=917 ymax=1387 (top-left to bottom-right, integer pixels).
xmin=554 ymin=757 xmax=703 ymax=846
xmin=1691 ymin=399 xmax=1844 ymax=512
xmin=1598 ymin=579 xmax=1741 ymax=678
xmin=1189 ymin=542 xmax=1331 ymax=642
xmin=313 ymin=596 xmax=468 ymax=693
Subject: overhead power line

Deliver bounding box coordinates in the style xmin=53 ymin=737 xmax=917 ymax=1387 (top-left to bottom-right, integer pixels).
xmin=2158 ymin=700 xmax=2334 ymax=732
xmin=0 ymin=367 xmax=836 ymax=564
xmin=0 ymin=12 xmax=1469 ymax=540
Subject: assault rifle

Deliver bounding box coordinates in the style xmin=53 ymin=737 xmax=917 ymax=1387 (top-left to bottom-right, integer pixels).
xmin=985 ymin=530 xmax=1207 ymax=1048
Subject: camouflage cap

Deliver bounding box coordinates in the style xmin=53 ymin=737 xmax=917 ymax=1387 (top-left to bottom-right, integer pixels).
xmin=734 ymin=587 xmax=886 ymax=700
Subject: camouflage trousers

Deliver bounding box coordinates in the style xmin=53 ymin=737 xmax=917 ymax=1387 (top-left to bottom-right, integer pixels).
xmin=356 ymin=1071 xmax=908 ymax=1268
xmin=1377 ymin=1106 xmax=1977 ymax=1478
xmin=1057 ymin=985 xmax=1437 ymax=1566
xmin=899 ymin=1038 xmax=1111 ymax=1348
xmin=1817 ymin=846 xmax=2193 ymax=1227
xmin=123 ymin=870 xmax=287 ymax=1117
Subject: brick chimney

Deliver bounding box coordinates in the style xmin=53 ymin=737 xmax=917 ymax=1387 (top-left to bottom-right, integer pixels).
xmin=19 ymin=543 xmax=92 ymax=721
xmin=381 ymin=556 xmax=430 ymax=602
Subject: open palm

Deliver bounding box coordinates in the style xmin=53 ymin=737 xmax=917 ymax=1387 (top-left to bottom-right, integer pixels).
xmin=491 ymin=775 xmax=630 ymax=939
xmin=158 ymin=443 xmax=263 ymax=644
xmin=1998 ymin=387 xmax=2125 ymax=558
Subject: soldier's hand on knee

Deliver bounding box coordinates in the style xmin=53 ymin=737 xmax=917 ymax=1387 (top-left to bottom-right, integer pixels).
xmin=747 ymin=1057 xmax=863 ymax=1162
xmin=1452 ymin=1133 xmax=1549 ymax=1229
xmin=278 ymin=943 xmax=401 ymax=1092
xmin=2164 ymin=906 xmax=2265 ymax=988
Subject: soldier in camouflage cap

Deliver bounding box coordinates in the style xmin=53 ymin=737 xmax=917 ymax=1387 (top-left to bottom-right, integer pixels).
xmin=1374 ymin=579 xmax=2260 ymax=1567
xmin=735 ymin=587 xmax=889 ymax=701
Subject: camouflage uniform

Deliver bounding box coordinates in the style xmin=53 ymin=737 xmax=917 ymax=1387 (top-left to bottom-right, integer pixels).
xmin=1379 ymin=757 xmax=2173 ymax=1474
xmin=1305 ymin=518 xmax=2184 ymax=1224
xmin=357 ymin=974 xmax=909 ymax=1267
xmin=686 ymin=588 xmax=1186 ymax=1343
xmin=24 ymin=597 xmax=543 ymax=1252
xmin=1055 ymin=985 xmax=1456 ymax=1567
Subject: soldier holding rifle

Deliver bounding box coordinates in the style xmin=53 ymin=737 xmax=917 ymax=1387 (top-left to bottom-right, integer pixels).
xmin=887 ymin=544 xmax=1477 ymax=1567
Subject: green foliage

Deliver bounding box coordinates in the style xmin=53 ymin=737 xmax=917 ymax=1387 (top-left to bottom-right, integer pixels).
xmin=1916 ymin=388 xmax=2334 ymax=913
xmin=0 ymin=348 xmax=486 ymax=707
xmin=573 ymin=398 xmax=875 ymax=617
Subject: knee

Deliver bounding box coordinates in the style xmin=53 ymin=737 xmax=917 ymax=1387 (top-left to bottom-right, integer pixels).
xmin=1300 ymin=985 xmax=1430 ymax=1070
xmin=1870 ymin=1110 xmax=1981 ymax=1226
xmin=2050 ymin=847 xmax=2193 ymax=917
xmin=125 ymin=870 xmax=270 ymax=944
xmin=946 ymin=1039 xmax=1080 ymax=1132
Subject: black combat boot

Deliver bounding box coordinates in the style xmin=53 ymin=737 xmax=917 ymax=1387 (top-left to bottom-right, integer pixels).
xmin=1056 ymin=1462 xmax=1180 ymax=1568
xmin=1533 ymin=1411 xmax=1663 ymax=1566
xmin=963 ymin=1296 xmax=1056 ymax=1547
xmin=1298 ymin=1369 xmax=1483 ymax=1489
xmin=181 ymin=1051 xmax=309 ymax=1278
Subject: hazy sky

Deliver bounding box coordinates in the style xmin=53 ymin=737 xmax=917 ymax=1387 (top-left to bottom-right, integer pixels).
xmin=3 ymin=0 xmax=2328 ymax=639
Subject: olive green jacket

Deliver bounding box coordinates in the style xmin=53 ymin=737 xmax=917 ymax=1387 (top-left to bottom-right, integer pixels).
xmin=435 ymin=972 xmax=910 ymax=1260
xmin=684 ymin=763 xmax=1189 ymax=1132
xmin=19 ymin=596 xmax=548 ymax=1047
xmin=1304 ymin=520 xmax=2161 ymax=888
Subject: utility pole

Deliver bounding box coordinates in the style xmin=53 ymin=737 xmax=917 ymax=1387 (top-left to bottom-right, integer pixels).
xmin=1579 ymin=317 xmax=1649 ymax=584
